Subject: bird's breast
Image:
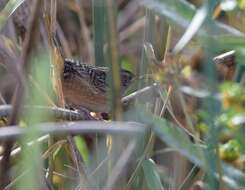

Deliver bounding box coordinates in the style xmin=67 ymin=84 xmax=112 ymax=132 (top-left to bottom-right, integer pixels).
xmin=62 ymin=76 xmax=107 ymax=112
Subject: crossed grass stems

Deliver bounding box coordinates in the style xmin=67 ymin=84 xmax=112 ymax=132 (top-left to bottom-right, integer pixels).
xmin=0 ymin=0 xmax=244 ymax=189
xmin=0 ymin=47 xmax=238 ymax=189
xmin=0 ymin=81 xmax=169 ymax=190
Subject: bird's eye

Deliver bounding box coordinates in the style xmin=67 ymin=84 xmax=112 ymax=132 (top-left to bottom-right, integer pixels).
xmin=121 ymin=71 xmax=133 ymax=87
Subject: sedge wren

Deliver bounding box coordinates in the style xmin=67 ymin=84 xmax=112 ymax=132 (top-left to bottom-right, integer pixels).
xmin=62 ymin=59 xmax=134 ymax=112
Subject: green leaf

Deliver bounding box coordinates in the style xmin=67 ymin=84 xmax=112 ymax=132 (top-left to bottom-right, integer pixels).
xmin=74 ymin=136 xmax=89 ymax=163
xmin=142 ymin=0 xmax=243 ymax=37
xmin=92 ymin=0 xmax=106 ymax=67
xmin=125 ymin=108 xmax=245 ymax=189
xmin=142 ymin=159 xmax=165 ymax=190
xmin=125 ymin=108 xmax=205 ymax=166
xmin=173 ymin=4 xmax=209 ymax=53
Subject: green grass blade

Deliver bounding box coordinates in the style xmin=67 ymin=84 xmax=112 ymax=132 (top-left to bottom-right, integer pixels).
xmin=142 ymin=159 xmax=165 ymax=190
xmin=92 ymin=0 xmax=106 ymax=67
xmin=0 ymin=0 xmax=25 ymax=30
xmin=142 ymin=0 xmax=243 ymax=36
xmin=125 ymin=108 xmax=245 ymax=189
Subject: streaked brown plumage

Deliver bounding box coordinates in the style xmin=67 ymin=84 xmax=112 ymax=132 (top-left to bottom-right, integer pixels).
xmin=62 ymin=59 xmax=133 ymax=112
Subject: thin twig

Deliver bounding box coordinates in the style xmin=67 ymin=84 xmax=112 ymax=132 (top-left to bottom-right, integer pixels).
xmin=0 ymin=105 xmax=86 ymax=121
xmin=159 ymin=85 xmax=172 ymax=117
xmin=126 ymin=130 xmax=155 ymax=189
xmin=89 ymin=153 xmax=110 ymax=178
xmin=102 ymin=141 xmax=137 ymax=190
xmin=0 ymin=92 xmax=7 ymax=104
xmin=122 ymin=83 xmax=158 ymax=103
xmin=42 ymin=139 xmax=67 ymax=160
xmin=0 ymin=135 xmax=49 ymax=162
xmin=67 ymin=136 xmax=94 ymax=190
xmin=157 ymin=89 xmax=204 ymax=144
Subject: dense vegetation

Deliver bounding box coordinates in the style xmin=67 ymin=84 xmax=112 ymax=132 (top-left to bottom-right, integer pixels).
xmin=0 ymin=0 xmax=244 ymax=189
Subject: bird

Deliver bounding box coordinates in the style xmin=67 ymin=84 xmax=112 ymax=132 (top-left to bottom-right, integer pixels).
xmin=62 ymin=59 xmax=134 ymax=112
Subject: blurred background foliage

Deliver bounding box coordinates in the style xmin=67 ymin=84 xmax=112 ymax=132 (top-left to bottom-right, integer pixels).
xmin=0 ymin=0 xmax=244 ymax=190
